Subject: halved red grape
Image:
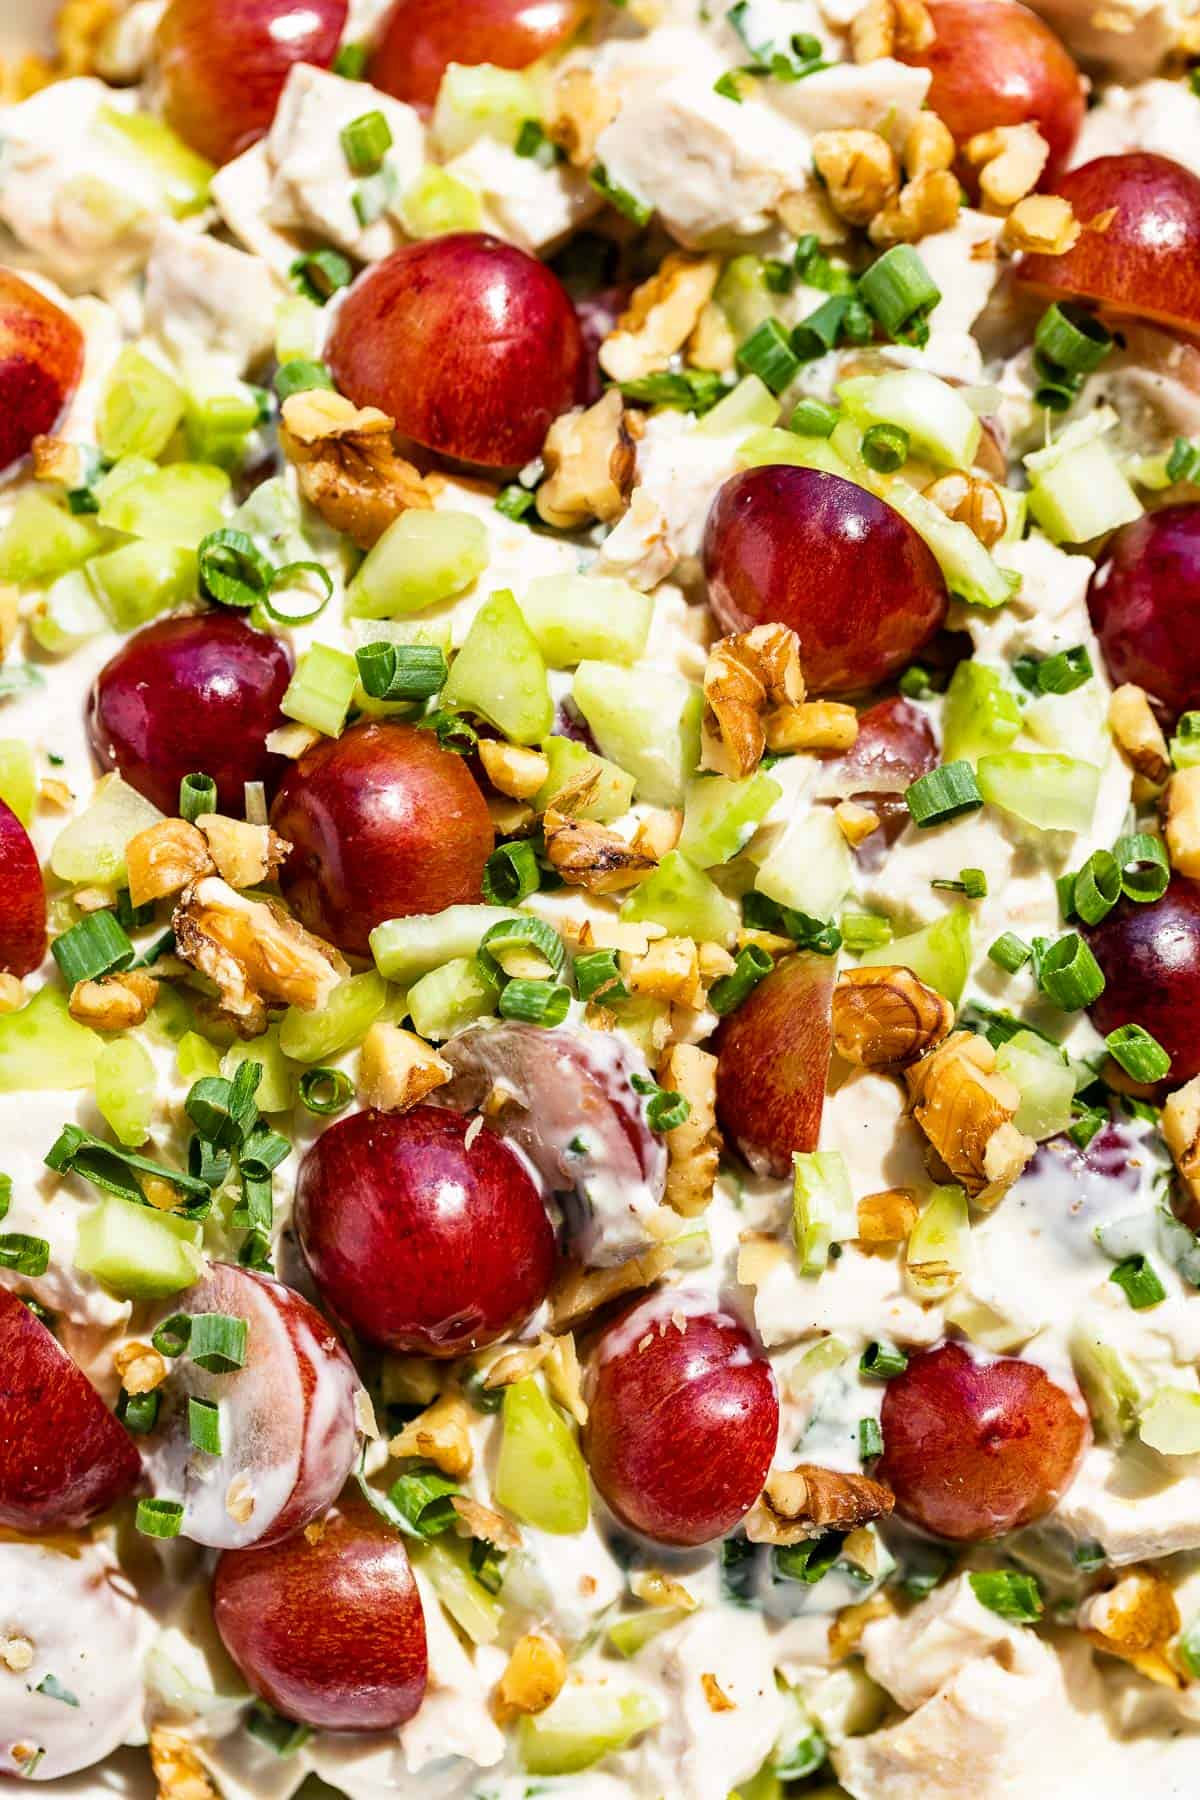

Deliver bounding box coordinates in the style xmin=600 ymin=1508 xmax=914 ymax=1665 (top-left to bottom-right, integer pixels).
xmin=271 ymin=720 xmax=494 ymax=957
xmin=0 ymin=1286 xmax=141 ymax=1531
xmin=155 ymin=0 xmax=348 ymax=164
xmin=715 ymin=952 xmax=836 ymax=1177
xmin=213 ymin=1492 xmax=427 ymax=1730
xmin=87 ymin=612 xmax=293 ymax=817
xmin=0 ymin=798 xmax=47 ymax=978
xmin=0 ymin=267 xmax=84 ymax=475
xmin=878 ymin=1340 xmax=1089 ymax=1540
xmin=369 ymin=0 xmax=589 ymax=112
xmin=817 ymin=694 xmax=939 ymax=857
xmin=583 ymin=1293 xmax=778 ymax=1546
xmin=1085 ymin=877 xmax=1200 ymax=1083
xmin=1088 ymin=504 xmax=1200 ymax=720
xmin=1018 ymin=153 xmax=1200 ymax=337
xmin=140 ymin=1263 xmax=362 ymax=1549
xmin=897 ymin=0 xmax=1084 ymax=184
xmin=295 ymin=1105 xmax=556 ymax=1357
xmin=327 ymin=235 xmax=585 ymax=471
xmin=703 ymin=467 xmax=949 ymax=695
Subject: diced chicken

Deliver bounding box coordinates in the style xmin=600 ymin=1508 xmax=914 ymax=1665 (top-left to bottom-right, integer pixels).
xmin=859 ymin=1575 xmax=1032 ymax=1710
xmin=210 ymin=143 xmax=306 ymax=276
xmin=767 ymin=57 xmax=931 ymax=150
xmin=444 ymin=140 xmax=602 ymax=256
xmin=144 ymin=219 xmax=278 ymax=374
xmin=633 ymin=1608 xmax=787 ymax=1800
xmin=1055 ymin=1440 xmax=1200 ymax=1565
xmin=598 ymin=409 xmax=744 ymax=590
xmin=1071 ymin=77 xmax=1200 ymax=178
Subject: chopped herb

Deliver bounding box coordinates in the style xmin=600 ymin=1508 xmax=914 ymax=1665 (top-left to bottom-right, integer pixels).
xmin=33 ymin=1674 xmax=79 ymax=1708
xmin=969 ymin=1568 xmax=1043 ymax=1622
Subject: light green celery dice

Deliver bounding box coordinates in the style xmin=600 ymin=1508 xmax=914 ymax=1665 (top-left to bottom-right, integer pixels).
xmin=275 ymin=294 xmax=324 ymax=365
xmin=281 ymin=644 xmax=360 ymax=737
xmin=994 ymin=1030 xmax=1074 ymax=1141
xmin=370 ymin=905 xmax=522 ymax=984
xmin=74 ymin=1193 xmax=205 ymax=1300
xmin=572 ymin=663 xmax=702 ymax=808
xmin=407 ymin=957 xmax=496 ymax=1040
xmin=278 ymin=971 xmax=389 ymax=1063
xmin=416 ymin=1538 xmax=504 ymax=1644
xmin=495 ymin=1377 xmax=590 ymax=1534
xmin=398 ymin=165 xmax=483 ymax=237
xmin=861 ymin=907 xmax=971 ymax=1005
xmin=0 ymin=988 xmax=101 ymax=1093
xmin=905 ymin=1184 xmax=969 ymax=1299
xmin=619 ymin=850 xmax=740 ymax=946
xmin=432 ymin=62 xmax=540 ymax=156
xmin=97 ymin=347 xmax=185 ymax=461
xmin=519 ymin=1688 xmax=665 ymax=1776
xmin=754 ymin=806 xmax=851 ymax=922
xmin=519 ymin=573 xmax=653 ymax=668
xmin=96 ymin=107 xmax=213 ymax=218
xmin=694 ymin=373 xmax=778 ymax=439
xmin=941 ymin=661 xmax=1021 ymax=764
xmin=0 ymin=740 xmax=36 ymax=824
xmin=346 ymin=510 xmax=489 ymax=619
xmin=0 ymin=490 xmax=108 ymax=586
xmin=679 ymin=771 xmax=781 ymax=866
xmin=838 ymin=369 xmax=981 ymax=469
xmin=534 ymin=737 xmax=635 ymax=824
xmin=95 ymin=1037 xmax=157 ymax=1147
xmin=976 ymin=752 xmax=1100 ymax=834
xmin=1027 ymin=440 xmax=1142 ymax=545
xmin=97 ymin=462 xmax=230 ymax=547
xmin=177 ymin=1030 xmax=222 ymax=1083
xmin=441 ymin=589 xmax=553 ymax=745
xmin=51 ymin=773 xmax=163 ymax=888
xmin=29 ymin=570 xmax=108 ymax=656
xmin=737 ymin=427 xmax=855 ymax=479
xmin=87 ymin=541 xmax=198 ymax=631
xmin=223 ymin=1027 xmax=293 ymax=1114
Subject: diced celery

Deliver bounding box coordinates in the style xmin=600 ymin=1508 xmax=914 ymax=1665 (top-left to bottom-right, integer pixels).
xmin=398 ymin=164 xmax=484 ymax=237
xmin=279 ymin=971 xmax=389 ymax=1062
xmin=51 ymin=773 xmax=163 ymax=888
xmin=147 ymin=984 xmax=195 ymax=1046
xmin=519 ymin=573 xmax=653 ymax=668
xmin=1025 ymin=406 xmax=1120 ymax=475
xmin=789 ymin=1336 xmax=851 ymax=1389
xmin=223 ymin=1028 xmax=293 ymax=1114
xmin=861 ymin=907 xmax=971 ymax=1004
xmin=370 ymin=905 xmax=523 ymax=983
xmin=415 ymin=1537 xmax=504 ymax=1644
xmin=275 ymin=294 xmax=325 ymax=366
xmin=281 ymin=643 xmax=359 ymax=737
xmin=737 ymin=427 xmax=855 ymax=479
xmin=619 ymin=851 xmax=740 ymax=945
xmin=941 ymin=661 xmax=1021 ymax=764
xmin=884 ymin=481 xmax=1017 ymax=610
xmin=184 ymin=366 xmax=261 ymax=466
xmin=29 ymin=570 xmax=108 ymax=655
xmin=977 ymin=752 xmax=1100 ymax=834
xmin=694 ymin=373 xmax=778 ymax=439
xmin=97 ymin=463 xmax=230 ymax=547
xmin=407 ymin=957 xmax=496 ymax=1039
xmin=96 ymin=106 xmax=213 ymax=218
xmin=442 ymin=589 xmax=553 ymax=744
xmin=74 ymin=1193 xmax=205 ymax=1300
xmin=572 ymin=663 xmax=702 ymax=807
xmin=1138 ymin=1388 xmax=1200 ymax=1455
xmin=714 ymin=257 xmax=779 ymax=340
xmin=534 ymin=737 xmax=636 ymax=824
xmin=346 ymin=510 xmax=489 ymax=619
xmin=1027 ymin=441 xmax=1142 ymax=545
xmin=1070 ymin=1327 xmax=1142 ymax=1440
xmin=838 ymin=370 xmax=980 ymax=469
xmin=95 ymin=1037 xmax=157 ymax=1147
xmin=0 ymin=988 xmax=101 ymax=1093
xmin=679 ymin=771 xmax=781 ymax=866
xmin=607 ymin=1609 xmax=689 ymax=1657
xmin=994 ymin=1030 xmax=1074 ymax=1141
xmin=97 ymin=347 xmax=185 ymax=461
xmin=905 ymin=1185 xmax=968 ymax=1299
xmin=732 ymin=1765 xmax=784 ymax=1800
xmin=87 ymin=540 xmax=198 ymax=631
xmin=0 ymin=490 xmax=108 ymax=585
xmin=94 ymin=455 xmax=157 ymax=508
xmin=229 ymin=476 xmax=309 ymax=568
xmin=433 ymin=62 xmax=541 ymax=155
xmin=177 ymin=1030 xmax=222 ymax=1084
xmin=0 ymin=740 xmax=36 ymax=824
xmin=942 ymin=1290 xmax=1032 ymax=1354
xmin=754 ymin=806 xmax=851 ymax=922
xmin=792 ymin=1150 xmax=857 ymax=1276
xmin=496 ymin=1377 xmax=590 ymax=1534
xmin=519 ymin=1688 xmax=665 ymax=1776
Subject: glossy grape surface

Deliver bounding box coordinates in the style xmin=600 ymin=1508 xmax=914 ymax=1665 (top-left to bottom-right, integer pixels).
xmin=0 ymin=266 xmax=84 ymax=474
xmin=715 ymin=953 xmax=837 ymax=1177
xmin=1088 ymin=503 xmax=1200 ymax=720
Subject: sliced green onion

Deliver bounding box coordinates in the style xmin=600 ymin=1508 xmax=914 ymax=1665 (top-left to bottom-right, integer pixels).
xmin=1069 ymin=1103 xmax=1107 ymax=1148
xmin=1038 ymin=932 xmax=1105 ymax=1010
xmin=898 ymin=664 xmax=936 ymax=699
xmin=246 ymin=1702 xmax=311 ymax=1757
xmin=905 ymin=760 xmax=983 ymax=828
xmin=498 ymin=978 xmax=571 ymax=1026
xmin=188 ymin=1395 xmax=222 ymax=1455
xmin=482 ymin=842 xmax=540 ymax=906
xmin=188 ymin=1312 xmax=248 ymax=1373
xmin=709 ymin=944 xmax=773 ymax=1015
xmin=179 ymin=771 xmax=216 ymax=823
xmin=478 ymin=915 xmax=566 ymax=980
xmin=1073 ymin=1539 xmax=1107 ymax=1573
xmin=968 ymin=1569 xmax=1043 ymax=1623
xmin=136 ymin=1497 xmax=184 ymax=1538
xmin=1113 ymin=831 xmax=1169 ymax=903
xmin=1075 ymin=849 xmax=1121 ymax=925
xmin=388 ymin=1463 xmax=460 ymax=1536
xmin=859 ymin=245 xmax=940 ymax=347
xmin=0 ymin=1234 xmax=49 ymax=1277
xmin=1033 ymin=304 xmax=1111 ymax=409
xmin=495 ymin=484 xmax=536 ymax=522
xmin=858 ymin=1417 xmax=883 ymax=1460
xmin=859 ymin=1340 xmax=907 ymax=1379
xmin=333 ymin=40 xmax=368 ymax=77
xmin=273 ymin=359 xmax=335 ymax=402
xmin=789 ymin=397 xmax=839 ymax=438
xmin=264 ymin=561 xmax=334 ymax=626
xmin=290 ymin=248 xmax=353 ymax=305
xmin=1109 ymin=1253 xmax=1166 ymax=1309
xmin=355 ymin=640 xmax=448 ymax=702
xmin=861 ymin=422 xmax=909 ymax=473
xmin=151 ymin=1312 xmax=193 ymax=1357
xmin=340 ymin=109 xmax=392 ymax=175
xmin=470 ymin=1535 xmax=505 ymax=1594
xmin=198 ymin=528 xmax=274 ymax=609
xmin=646 ymin=1088 xmax=690 ymax=1132
xmin=617 ymin=370 xmax=724 ymax=413
xmin=588 ymin=162 xmax=652 ymax=226
xmin=1034 ymin=644 xmax=1093 ymax=695
xmin=931 ymin=868 xmax=987 ymax=899
xmin=298 ymin=1067 xmax=354 ymax=1115
xmin=988 ymin=931 xmax=1033 ymax=973
xmin=574 ymin=949 xmax=628 ymax=1005
xmin=1106 ymin=1023 xmax=1170 ymax=1082
xmin=742 ymin=891 xmax=841 ymax=955
xmin=790 ymin=296 xmax=848 ymax=363
xmin=1168 ymin=436 xmax=1200 ymax=485
xmin=736 ymin=319 xmax=802 ymax=394
xmin=841 ymin=911 xmax=893 ymax=954
xmin=51 ymin=911 xmax=135 ymax=985
xmin=185 ymin=1061 xmax=261 ymax=1149
xmin=421 ymin=709 xmax=478 ymax=756
xmin=118 ymin=1388 xmax=159 ymax=1434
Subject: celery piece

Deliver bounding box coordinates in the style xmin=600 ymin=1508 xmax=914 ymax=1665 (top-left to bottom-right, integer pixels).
xmin=95 ymin=1037 xmax=157 ymax=1147
xmin=0 ymin=740 xmax=36 ymax=825
xmin=754 ymin=807 xmax=851 ymax=922
xmin=147 ymin=984 xmax=194 ymax=1046
xmin=733 ymin=1765 xmax=785 ymax=1800
xmin=0 ymin=987 xmax=101 ymax=1093
xmin=519 ymin=1688 xmax=665 ymax=1777
xmin=994 ymin=1030 xmax=1074 ymax=1141
xmin=737 ymin=427 xmax=855 ymax=479
xmin=572 ymin=663 xmax=703 ymax=807
xmin=0 ymin=490 xmax=108 ymax=586
xmin=1138 ymin=1388 xmax=1200 ymax=1456
xmin=679 ymin=771 xmax=781 ymax=867
xmin=694 ymin=373 xmax=779 ymax=439
xmin=279 ymin=971 xmax=389 ymax=1063
xmin=976 ymin=752 xmax=1100 ymax=834
xmin=74 ymin=1193 xmax=205 ymax=1300
xmin=51 ymin=773 xmax=163 ymax=888
xmin=97 ymin=347 xmax=185 ymax=461
xmin=607 ymin=1609 xmax=689 ymax=1658
xmin=941 ymin=661 xmax=1021 ymax=764
xmin=838 ymin=370 xmax=981 ymax=469
xmin=1027 ymin=440 xmax=1142 ymax=545
xmin=177 ymin=1030 xmax=222 ymax=1084
xmin=223 ymin=1028 xmax=293 ymax=1114
xmin=861 ymin=907 xmax=971 ymax=1005
xmin=275 ymin=294 xmax=324 ymax=366
xmin=792 ymin=1149 xmax=857 ymax=1276
xmin=432 ymin=62 xmax=541 ymax=155
xmin=408 ymin=957 xmax=496 ymax=1040
xmin=96 ymin=106 xmax=213 ymax=218
xmin=534 ymin=737 xmax=636 ymax=824
xmin=87 ymin=541 xmax=198 ymax=632
xmin=905 ymin=1185 xmax=968 ymax=1299
xmin=714 ymin=257 xmax=779 ymax=341
xmin=619 ymin=850 xmax=740 ymax=946
xmin=370 ymin=905 xmax=522 ymax=984
xmin=29 ymin=570 xmax=108 ymax=656
xmin=496 ymin=1377 xmax=590 ymax=1534
xmin=397 ymin=165 xmax=484 ymax=237
xmin=790 ymin=1336 xmax=851 ymax=1390
xmin=442 ymin=590 xmax=553 ymax=745
xmin=97 ymin=463 xmax=230 ymax=548
xmin=414 ymin=1537 xmax=504 ymax=1644
xmin=1070 ymin=1328 xmax=1142 ymax=1440
xmin=281 ymin=644 xmax=359 ymax=738
xmin=347 ymin=510 xmax=489 ymax=619
xmin=884 ymin=481 xmax=1017 ymax=610
xmin=518 ymin=573 xmax=653 ymax=668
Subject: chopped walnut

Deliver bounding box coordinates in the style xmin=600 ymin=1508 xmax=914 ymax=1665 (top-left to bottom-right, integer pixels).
xmin=225 ymin=1475 xmax=255 ymax=1526
xmin=545 ymin=1331 xmax=588 ymax=1426
xmin=358 ymin=1022 xmax=451 ymax=1113
xmin=1110 ymin=684 xmax=1171 ymax=784
xmin=702 ymin=623 xmax=804 ymax=779
xmin=547 ymin=67 xmax=620 ymax=168
xmin=1163 ymin=1074 xmax=1200 ymax=1210
xmin=657 ymin=1043 xmax=720 ymax=1218
xmin=390 ymin=1393 xmax=474 ymax=1479
xmin=631 ymin=1569 xmax=698 ymax=1611
xmin=812 ymin=130 xmax=900 ymax=228
xmin=537 ymin=390 xmax=637 ymax=530
xmin=1003 ymin=194 xmax=1079 ymax=255
xmin=69 ymin=969 xmax=159 ymax=1032
xmin=483 ymin=1338 xmax=553 ymax=1389
xmin=279 ymin=390 xmax=432 ymax=550
xmin=494 ymin=1633 xmax=568 ymax=1721
xmin=450 ymin=1495 xmax=522 ymax=1549
xmin=149 ymin=1728 xmax=217 ymax=1800
xmin=172 ymin=877 xmax=345 ymax=1035
xmin=1080 ymin=1568 xmax=1183 ymax=1688
xmin=631 ymin=808 xmax=682 ymax=863
xmin=857 ymin=1187 xmax=920 ymax=1244
xmin=835 ymin=801 xmax=880 ymax=846
xmin=744 ymin=1465 xmax=895 ymax=1545
xmin=906 ymin=1030 xmax=1035 ymax=1203
xmin=765 ymin=700 xmax=857 ymax=754
xmin=701 ymin=1673 xmax=735 ymax=1713
xmin=688 ymin=300 xmax=737 ymax=376
xmin=833 ymin=967 xmax=954 ymax=1069
xmin=542 ymin=807 xmax=657 ymax=894
xmin=0 ymin=975 xmax=24 ymax=1015
xmin=39 ymin=778 xmax=73 ymax=811
xmin=126 ymin=819 xmax=215 ymax=909
xmin=922 ymin=472 xmax=1007 ymax=548
xmin=31 ymin=434 xmax=86 ymax=486
xmin=0 ymin=1636 xmax=34 ymax=1674
xmin=850 ymin=0 xmax=936 ymax=59
xmin=478 ymin=739 xmax=550 ymax=801
xmin=196 ymin=815 xmax=289 ymax=892
xmin=829 ymin=1590 xmax=895 ymax=1661
xmin=114 ymin=1339 xmax=168 ymax=1395
xmin=903 ymin=113 xmax=956 ymax=180
xmin=624 ymin=938 xmax=704 ymax=1008
xmin=966 ymin=123 xmax=1049 ymax=211
xmin=549 ymin=1246 xmax=675 ymax=1332
xmin=599 ymin=253 xmax=723 ymax=385
xmin=868 ymin=169 xmax=961 ymax=246
xmin=1166 ymin=767 xmax=1200 ymax=877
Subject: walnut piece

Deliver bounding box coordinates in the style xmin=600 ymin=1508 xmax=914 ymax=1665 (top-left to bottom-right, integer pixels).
xmin=812 ymin=130 xmax=900 ymax=227
xmin=279 ymin=390 xmax=432 ymax=549
xmin=549 ymin=1246 xmax=675 ymax=1332
xmin=0 ymin=1636 xmax=33 ymax=1674
xmin=1110 ymin=683 xmax=1171 ymax=784
xmin=903 ymin=113 xmax=955 ymax=179
xmin=857 ymin=1187 xmax=920 ymax=1244
xmin=624 ymin=937 xmax=704 ymax=1008
xmin=358 ymin=1022 xmax=451 ymax=1113
xmin=833 ymin=967 xmax=954 ymax=1069
xmin=599 ymin=253 xmax=723 ymax=384
xmin=906 ymin=1030 xmax=1035 ymax=1203
xmin=389 ymin=1393 xmax=474 ymax=1479
xmin=744 ymin=1465 xmax=895 ymax=1545
xmin=537 ymin=389 xmax=637 ymax=530
xmin=829 ymin=1591 xmax=895 ymax=1662
xmin=196 ymin=814 xmax=290 ymax=892
xmin=702 ymin=623 xmax=805 ymax=778
xmin=630 ymin=1569 xmax=698 ymax=1611
xmin=868 ymin=169 xmax=960 ymax=246
xmin=542 ymin=808 xmax=657 ymax=894
xmin=172 ymin=876 xmax=345 ymax=1035
xmin=658 ymin=1043 xmax=721 ymax=1218
xmin=764 ymin=699 xmax=857 ymax=754
xmin=1163 ymin=1074 xmax=1200 ymax=1210
xmin=701 ymin=1673 xmax=735 ymax=1713
xmin=31 ymin=434 xmax=86 ymax=486
xmin=966 ymin=123 xmax=1049 ymax=210
xmin=1002 ymin=194 xmax=1079 ymax=255
xmin=494 ymin=1633 xmax=568 ymax=1721
xmin=850 ymin=0 xmax=936 ymax=59
xmin=113 ymin=1339 xmax=169 ymax=1395
xmin=149 ymin=1728 xmax=216 ymax=1800
xmin=834 ymin=801 xmax=880 ymax=846
xmin=69 ymin=970 xmax=159 ymax=1031
xmin=1080 ymin=1568 xmax=1183 ymax=1688
xmin=922 ymin=472 xmax=1006 ymax=548
xmin=547 ymin=67 xmax=620 ymax=167
xmin=126 ymin=819 xmax=215 ymax=909
xmin=450 ymin=1494 xmax=522 ymax=1549
xmin=1166 ymin=767 xmax=1200 ymax=877
xmin=478 ymin=739 xmax=549 ymax=801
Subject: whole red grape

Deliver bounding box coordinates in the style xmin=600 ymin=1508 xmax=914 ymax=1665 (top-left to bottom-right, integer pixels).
xmin=715 ymin=952 xmax=836 ymax=1177
xmin=295 ymin=1105 xmax=556 ymax=1357
xmin=1088 ymin=504 xmax=1200 ymax=720
xmin=0 ymin=267 xmax=84 ymax=474
xmin=0 ymin=799 xmax=46 ymax=978
xmin=370 ymin=0 xmax=589 ymax=112
xmin=1086 ymin=877 xmax=1200 ymax=1083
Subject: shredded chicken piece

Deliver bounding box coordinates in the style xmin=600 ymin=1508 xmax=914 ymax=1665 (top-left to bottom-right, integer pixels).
xmin=537 ymin=390 xmax=637 ymax=530
xmin=744 ymin=1465 xmax=895 ymax=1545
xmin=549 ymin=1246 xmax=675 ymax=1332
xmin=494 ymin=1634 xmax=568 ymax=1721
xmin=702 ymin=624 xmax=805 ymax=778
xmin=69 ymin=970 xmax=158 ymax=1031
xmin=542 ymin=807 xmax=657 ymax=893
xmin=657 ymin=1043 xmax=720 ymax=1218
xmin=358 ymin=1022 xmax=451 ymax=1113
xmin=126 ymin=819 xmax=215 ymax=909
xmin=171 ymin=877 xmax=345 ymax=1035
xmin=599 ymin=253 xmax=723 ymax=384
xmin=279 ymin=390 xmax=432 ymax=549
xmin=833 ymin=966 xmax=954 ymax=1069
xmin=906 ymin=1030 xmax=1035 ymax=1204
xmin=1080 ymin=1568 xmax=1183 ymax=1688
xmin=195 ymin=815 xmax=289 ymax=892
xmin=389 ymin=1393 xmax=474 ymax=1479
xmin=1110 ymin=683 xmax=1171 ymax=784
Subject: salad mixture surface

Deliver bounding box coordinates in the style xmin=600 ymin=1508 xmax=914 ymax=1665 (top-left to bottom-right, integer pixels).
xmin=4 ymin=0 xmax=1200 ymax=1795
